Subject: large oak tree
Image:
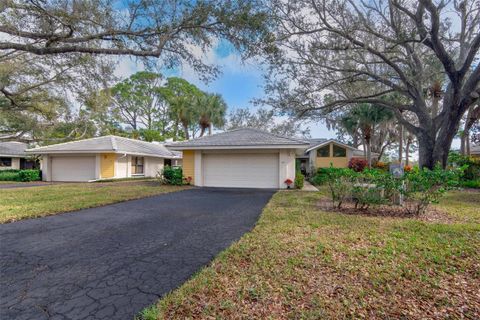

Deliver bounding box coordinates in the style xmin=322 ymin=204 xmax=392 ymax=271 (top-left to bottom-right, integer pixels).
xmin=264 ymin=0 xmax=480 ymax=168
xmin=0 ymin=0 xmax=271 ymax=141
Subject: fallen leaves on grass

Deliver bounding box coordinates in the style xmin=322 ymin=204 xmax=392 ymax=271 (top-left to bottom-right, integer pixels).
xmin=316 ymin=198 xmax=456 ymax=224
xmin=153 ymin=190 xmax=480 ymax=319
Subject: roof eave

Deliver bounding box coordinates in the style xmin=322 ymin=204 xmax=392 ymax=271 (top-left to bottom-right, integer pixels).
xmin=168 ymin=144 xmax=309 ymax=150
xmin=0 ymin=154 xmax=27 ymax=157
xmin=305 ymin=140 xmax=357 ymax=153
xmin=26 ymin=149 xmax=181 ymax=159
xmin=25 ymin=149 xmax=114 ymax=154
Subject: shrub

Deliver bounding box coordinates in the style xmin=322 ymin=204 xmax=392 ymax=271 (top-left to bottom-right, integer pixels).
xmin=18 ymin=170 xmax=41 ymax=182
xmin=348 ymin=158 xmax=367 ymax=172
xmin=322 ymin=167 xmax=357 ymax=208
xmin=373 ymin=161 xmax=389 ymax=171
xmin=294 ymin=172 xmax=304 ymax=189
xmin=351 ymin=169 xmax=398 ymax=209
xmin=310 ymin=167 xmax=343 ymax=186
xmin=460 ymin=179 xmax=480 ymax=189
xmin=319 ymin=165 xmax=460 ymax=215
xmin=402 ymin=165 xmax=462 ymax=215
xmin=161 ymin=166 xmax=183 ymax=185
xmin=448 ymin=151 xmax=480 ymax=181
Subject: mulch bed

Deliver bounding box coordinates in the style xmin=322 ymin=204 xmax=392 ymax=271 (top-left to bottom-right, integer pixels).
xmin=317 ymin=198 xmax=455 ymax=224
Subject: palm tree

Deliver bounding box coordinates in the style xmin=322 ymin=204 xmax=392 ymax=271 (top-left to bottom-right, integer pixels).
xmin=167 ymin=95 xmax=196 ymax=140
xmin=197 ymin=93 xmax=227 ymax=137
xmin=341 ymin=104 xmax=394 ymax=167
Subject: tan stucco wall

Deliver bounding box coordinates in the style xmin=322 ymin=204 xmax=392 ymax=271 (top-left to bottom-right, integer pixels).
xmin=311 ymin=142 xmax=350 ymax=169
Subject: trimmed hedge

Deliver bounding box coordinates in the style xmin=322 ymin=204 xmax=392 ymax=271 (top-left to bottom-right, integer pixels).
xmin=0 ymin=170 xmax=20 ymax=181
xmin=18 ymin=170 xmax=41 ymax=182
xmin=0 ymin=169 xmax=41 ymax=182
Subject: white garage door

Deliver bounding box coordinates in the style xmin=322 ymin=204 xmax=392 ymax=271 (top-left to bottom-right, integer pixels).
xmin=203 ymin=153 xmax=279 ymax=188
xmin=51 ymin=156 xmax=96 ymax=182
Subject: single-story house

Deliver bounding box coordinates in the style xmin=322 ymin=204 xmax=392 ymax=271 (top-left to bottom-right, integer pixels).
xmin=296 ymin=138 xmax=379 ymax=175
xmin=167 ymin=128 xmax=309 ymax=189
xmin=472 ymin=145 xmax=480 ymax=158
xmin=0 ymin=141 xmax=38 ymax=170
xmin=26 ymin=136 xmax=181 ymax=182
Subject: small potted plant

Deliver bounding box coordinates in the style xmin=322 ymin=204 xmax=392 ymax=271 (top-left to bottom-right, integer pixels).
xmin=284 ymin=178 xmax=293 ymax=189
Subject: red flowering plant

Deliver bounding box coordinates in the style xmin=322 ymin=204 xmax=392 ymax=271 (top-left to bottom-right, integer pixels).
xmin=348 ymin=158 xmax=367 ymax=172
xmin=184 ymin=176 xmax=192 ymax=185
xmin=284 ymin=178 xmax=293 ymax=188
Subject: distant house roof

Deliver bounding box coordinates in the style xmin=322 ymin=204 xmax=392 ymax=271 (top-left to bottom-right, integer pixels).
xmin=305 ymin=139 xmax=357 ymax=153
xmin=167 ymin=128 xmax=309 ymax=150
xmin=0 ymin=141 xmax=28 ymax=157
xmin=352 ymin=149 xmax=380 ymax=158
xmin=472 ymin=145 xmax=480 ymax=155
xmin=26 ymin=136 xmax=181 ymax=159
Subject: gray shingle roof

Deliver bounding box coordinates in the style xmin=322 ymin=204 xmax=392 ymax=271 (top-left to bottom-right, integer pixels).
xmin=167 ymin=128 xmax=309 ymax=149
xmin=307 ymin=138 xmax=328 ymax=149
xmin=26 ymin=136 xmax=180 ymax=158
xmin=0 ymin=142 xmax=28 ymax=157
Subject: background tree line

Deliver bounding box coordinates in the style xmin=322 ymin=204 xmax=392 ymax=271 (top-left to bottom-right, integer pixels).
xmin=1 ymin=0 xmax=479 ymax=167
xmin=88 ymin=72 xmax=227 ymax=142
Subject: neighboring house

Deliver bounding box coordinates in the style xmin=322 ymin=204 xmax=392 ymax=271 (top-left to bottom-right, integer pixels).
xmin=297 ymin=139 xmax=378 ymax=175
xmin=472 ymin=145 xmax=480 ymax=158
xmin=167 ymin=128 xmax=309 ymax=189
xmin=26 ymin=136 xmax=181 ymax=182
xmin=0 ymin=142 xmax=38 ymax=170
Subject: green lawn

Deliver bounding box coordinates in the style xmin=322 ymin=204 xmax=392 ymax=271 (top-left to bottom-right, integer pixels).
xmin=146 ymin=189 xmax=480 ymax=319
xmin=0 ymin=181 xmax=187 ymax=223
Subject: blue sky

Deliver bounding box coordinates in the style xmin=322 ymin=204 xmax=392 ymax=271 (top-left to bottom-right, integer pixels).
xmin=114 ymin=40 xmax=337 ymax=139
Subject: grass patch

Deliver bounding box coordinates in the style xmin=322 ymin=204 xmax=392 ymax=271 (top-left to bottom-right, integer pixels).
xmin=151 ymin=190 xmax=480 ymax=319
xmin=0 ymin=181 xmax=187 ymax=223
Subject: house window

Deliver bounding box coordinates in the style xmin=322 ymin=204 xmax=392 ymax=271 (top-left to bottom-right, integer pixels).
xmin=164 ymin=159 xmax=172 ymax=167
xmin=333 ymin=145 xmax=346 ymax=157
xmin=0 ymin=157 xmax=12 ymax=167
xmin=317 ymin=145 xmax=330 ymax=157
xmin=131 ymin=156 xmax=144 ymax=174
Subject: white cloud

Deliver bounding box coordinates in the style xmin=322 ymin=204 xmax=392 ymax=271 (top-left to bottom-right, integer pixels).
xmin=113 ymin=57 xmax=145 ymax=79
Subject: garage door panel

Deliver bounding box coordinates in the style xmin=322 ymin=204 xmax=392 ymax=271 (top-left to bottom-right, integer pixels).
xmin=51 ymin=156 xmax=96 ymax=182
xmin=203 ymin=153 xmax=278 ymax=188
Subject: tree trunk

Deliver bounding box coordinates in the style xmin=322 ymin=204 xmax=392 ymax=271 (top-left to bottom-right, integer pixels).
xmin=173 ymin=120 xmax=179 ymax=141
xmin=405 ymin=139 xmax=411 ymax=166
xmin=366 ymin=139 xmax=372 ymax=168
xmin=398 ymin=124 xmax=403 ymax=163
xmin=182 ymin=122 xmax=190 ymax=140
xmin=199 ymin=126 xmax=206 ymax=137
xmin=460 ymin=133 xmax=466 ymax=155
xmin=361 ymin=136 xmax=367 ymax=159
xmin=466 ymin=132 xmax=471 ymax=155
xmin=417 ymin=117 xmax=460 ymax=169
xmin=352 ymin=132 xmax=359 ymax=149
xmin=208 ymin=123 xmax=212 ymax=135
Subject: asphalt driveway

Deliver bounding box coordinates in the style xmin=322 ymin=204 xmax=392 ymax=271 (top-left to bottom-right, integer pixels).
xmin=0 ymin=188 xmax=275 ymax=320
